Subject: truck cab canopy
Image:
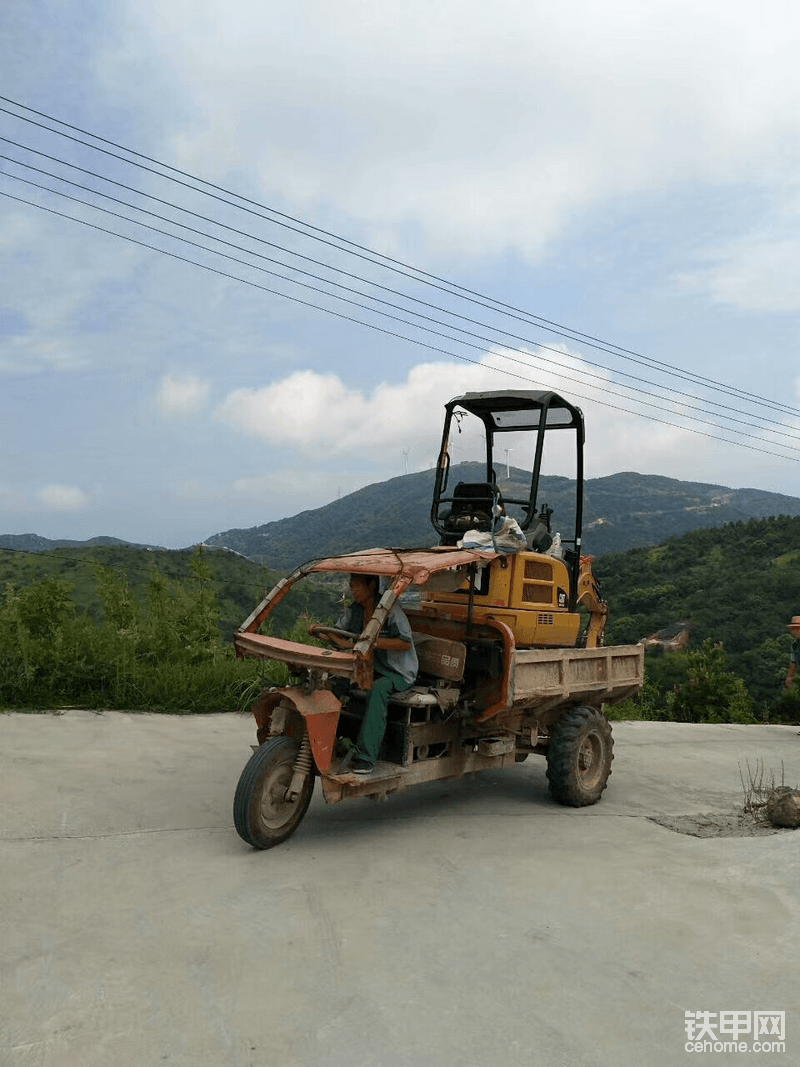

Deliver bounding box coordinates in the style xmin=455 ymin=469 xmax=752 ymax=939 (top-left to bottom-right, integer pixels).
xmin=236 ymin=546 xmax=500 ymax=643
xmin=308 ymin=546 xmax=500 ymax=586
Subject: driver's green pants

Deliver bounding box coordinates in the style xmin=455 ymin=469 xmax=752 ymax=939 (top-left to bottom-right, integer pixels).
xmin=357 ymin=669 xmax=412 ymax=764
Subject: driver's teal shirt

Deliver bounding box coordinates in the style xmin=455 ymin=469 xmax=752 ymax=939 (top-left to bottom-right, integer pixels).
xmin=336 ymin=600 xmax=418 ymax=685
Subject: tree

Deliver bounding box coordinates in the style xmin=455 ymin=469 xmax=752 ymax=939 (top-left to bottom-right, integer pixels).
xmin=666 ymin=640 xmax=755 ymax=723
xmin=95 ymin=564 xmax=139 ymax=632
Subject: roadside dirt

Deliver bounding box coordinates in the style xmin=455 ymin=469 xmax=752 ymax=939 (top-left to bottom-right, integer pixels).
xmin=648 ymin=810 xmax=792 ymax=837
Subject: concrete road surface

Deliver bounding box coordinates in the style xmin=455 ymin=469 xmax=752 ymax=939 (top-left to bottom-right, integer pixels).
xmin=2 ymin=711 xmax=799 ymax=1067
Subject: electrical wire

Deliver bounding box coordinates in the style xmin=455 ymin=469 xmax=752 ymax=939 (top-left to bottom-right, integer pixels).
xmin=1 ymin=93 xmax=798 ymax=421
xmin=0 ymin=164 xmax=790 ymax=448
xmin=2 ymin=182 xmax=798 ymax=466
xmin=0 ymin=544 xmax=153 ymax=571
xmin=4 ymin=156 xmax=800 ymax=449
xmin=1 ymin=136 xmax=795 ymax=437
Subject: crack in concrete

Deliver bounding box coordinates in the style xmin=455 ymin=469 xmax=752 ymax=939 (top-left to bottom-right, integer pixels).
xmin=0 ymin=825 xmax=233 ymax=841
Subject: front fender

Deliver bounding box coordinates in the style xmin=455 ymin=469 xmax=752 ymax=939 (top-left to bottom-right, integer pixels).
xmin=251 ymin=687 xmax=342 ymax=774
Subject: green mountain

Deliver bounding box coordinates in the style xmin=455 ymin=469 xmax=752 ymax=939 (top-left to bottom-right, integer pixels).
xmin=205 ymin=465 xmax=800 ymax=571
xmin=0 ymin=533 xmax=161 ymax=552
xmin=596 ymin=513 xmax=800 ymax=705
xmin=3 ymin=506 xmax=800 ymax=717
xmin=7 ymin=469 xmax=800 ymax=574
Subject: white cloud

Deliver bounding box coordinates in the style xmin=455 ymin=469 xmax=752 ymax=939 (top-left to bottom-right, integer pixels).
xmin=155 ymin=374 xmax=211 ymax=418
xmin=677 ymin=238 xmax=800 ymax=313
xmin=0 ymin=207 xmax=40 ymax=252
xmin=37 ymin=485 xmax=90 ymax=511
xmin=214 ymin=348 xmax=630 ymax=471
xmin=230 ymin=468 xmax=360 ymax=509
xmin=214 ymin=347 xmax=800 ymax=496
xmin=215 ymin=355 xmax=537 ymax=461
xmin=168 ymin=468 xmax=364 ymax=525
xmin=112 ymin=0 xmax=800 ymax=260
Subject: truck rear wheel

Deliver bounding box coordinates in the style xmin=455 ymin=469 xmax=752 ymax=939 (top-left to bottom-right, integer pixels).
xmin=233 ymin=735 xmax=314 ymax=849
xmin=546 ymin=706 xmax=613 ymax=807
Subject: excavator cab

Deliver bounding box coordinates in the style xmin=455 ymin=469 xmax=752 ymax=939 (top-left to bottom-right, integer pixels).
xmin=426 ymin=390 xmax=606 ymax=648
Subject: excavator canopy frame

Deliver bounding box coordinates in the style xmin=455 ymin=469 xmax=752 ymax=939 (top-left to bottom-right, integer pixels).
xmin=430 ymin=390 xmax=585 ymax=607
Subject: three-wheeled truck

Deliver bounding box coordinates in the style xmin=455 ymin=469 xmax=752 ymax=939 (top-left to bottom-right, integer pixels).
xmin=232 ymin=390 xmax=644 ymax=848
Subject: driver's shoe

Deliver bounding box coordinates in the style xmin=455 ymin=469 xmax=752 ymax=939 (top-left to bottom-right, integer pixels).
xmin=352 ymin=756 xmax=376 ymax=775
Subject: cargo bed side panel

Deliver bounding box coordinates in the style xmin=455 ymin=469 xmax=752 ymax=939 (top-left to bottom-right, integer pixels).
xmin=511 ymin=644 xmax=644 ymax=713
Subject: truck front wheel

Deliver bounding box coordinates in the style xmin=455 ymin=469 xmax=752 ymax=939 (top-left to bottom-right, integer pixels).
xmin=546 ymin=706 xmax=613 ymax=806
xmin=233 ymin=735 xmax=314 ymax=849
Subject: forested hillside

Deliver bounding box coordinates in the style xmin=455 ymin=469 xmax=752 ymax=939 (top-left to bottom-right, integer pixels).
xmin=0 ymin=545 xmax=343 ymax=711
xmin=3 ymin=516 xmax=800 ymax=721
xmin=6 ymin=469 xmax=800 ymax=572
xmin=596 ymin=513 xmax=800 ymax=714
xmin=0 ymin=543 xmax=342 ymax=640
xmin=206 ymin=465 xmax=800 ymax=571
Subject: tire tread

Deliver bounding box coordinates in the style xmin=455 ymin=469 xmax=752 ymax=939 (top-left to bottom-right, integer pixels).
xmin=233 ymin=735 xmax=314 ymax=849
xmin=546 ymin=705 xmax=613 ymax=807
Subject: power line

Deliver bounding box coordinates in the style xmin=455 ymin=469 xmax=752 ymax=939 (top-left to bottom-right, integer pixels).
xmin=5 ymin=156 xmax=800 ymax=449
xmin=2 ymin=183 xmax=798 ymax=466
xmin=0 ymin=544 xmax=141 ymax=572
xmin=1 ymin=162 xmax=795 ymax=452
xmin=1 ymin=136 xmax=795 ymax=437
xmin=1 ymin=93 xmax=798 ymax=420
xmin=3 ymin=158 xmax=799 ymax=457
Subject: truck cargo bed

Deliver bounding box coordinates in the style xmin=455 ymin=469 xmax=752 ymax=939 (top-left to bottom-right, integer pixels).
xmin=511 ymin=644 xmax=644 ymax=716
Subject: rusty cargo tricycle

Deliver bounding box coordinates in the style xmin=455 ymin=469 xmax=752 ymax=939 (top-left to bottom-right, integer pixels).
xmin=232 ymin=391 xmax=644 ymax=848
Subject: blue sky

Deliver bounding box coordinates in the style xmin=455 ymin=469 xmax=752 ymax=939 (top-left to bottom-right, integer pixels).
xmin=2 ymin=0 xmax=800 ymax=547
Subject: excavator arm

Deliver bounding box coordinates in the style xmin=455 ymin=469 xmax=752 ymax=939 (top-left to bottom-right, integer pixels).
xmin=577 ymin=556 xmax=609 ymax=648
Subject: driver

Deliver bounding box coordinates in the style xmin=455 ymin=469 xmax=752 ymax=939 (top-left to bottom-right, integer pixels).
xmin=316 ymin=573 xmax=418 ymax=774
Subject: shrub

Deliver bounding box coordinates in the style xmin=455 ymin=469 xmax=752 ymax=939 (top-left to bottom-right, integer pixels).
xmin=666 ymin=639 xmax=756 ymax=723
xmin=0 ymin=550 xmax=323 ymax=713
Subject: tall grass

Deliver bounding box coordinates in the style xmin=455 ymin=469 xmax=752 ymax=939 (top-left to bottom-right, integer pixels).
xmin=0 ymin=549 xmax=296 ymax=713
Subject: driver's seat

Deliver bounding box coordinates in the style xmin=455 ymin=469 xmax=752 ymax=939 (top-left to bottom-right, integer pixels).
xmin=439 ymin=482 xmax=501 ymax=545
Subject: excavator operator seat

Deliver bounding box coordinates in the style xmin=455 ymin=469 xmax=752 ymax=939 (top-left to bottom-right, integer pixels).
xmin=439 ymin=482 xmax=501 ymax=545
